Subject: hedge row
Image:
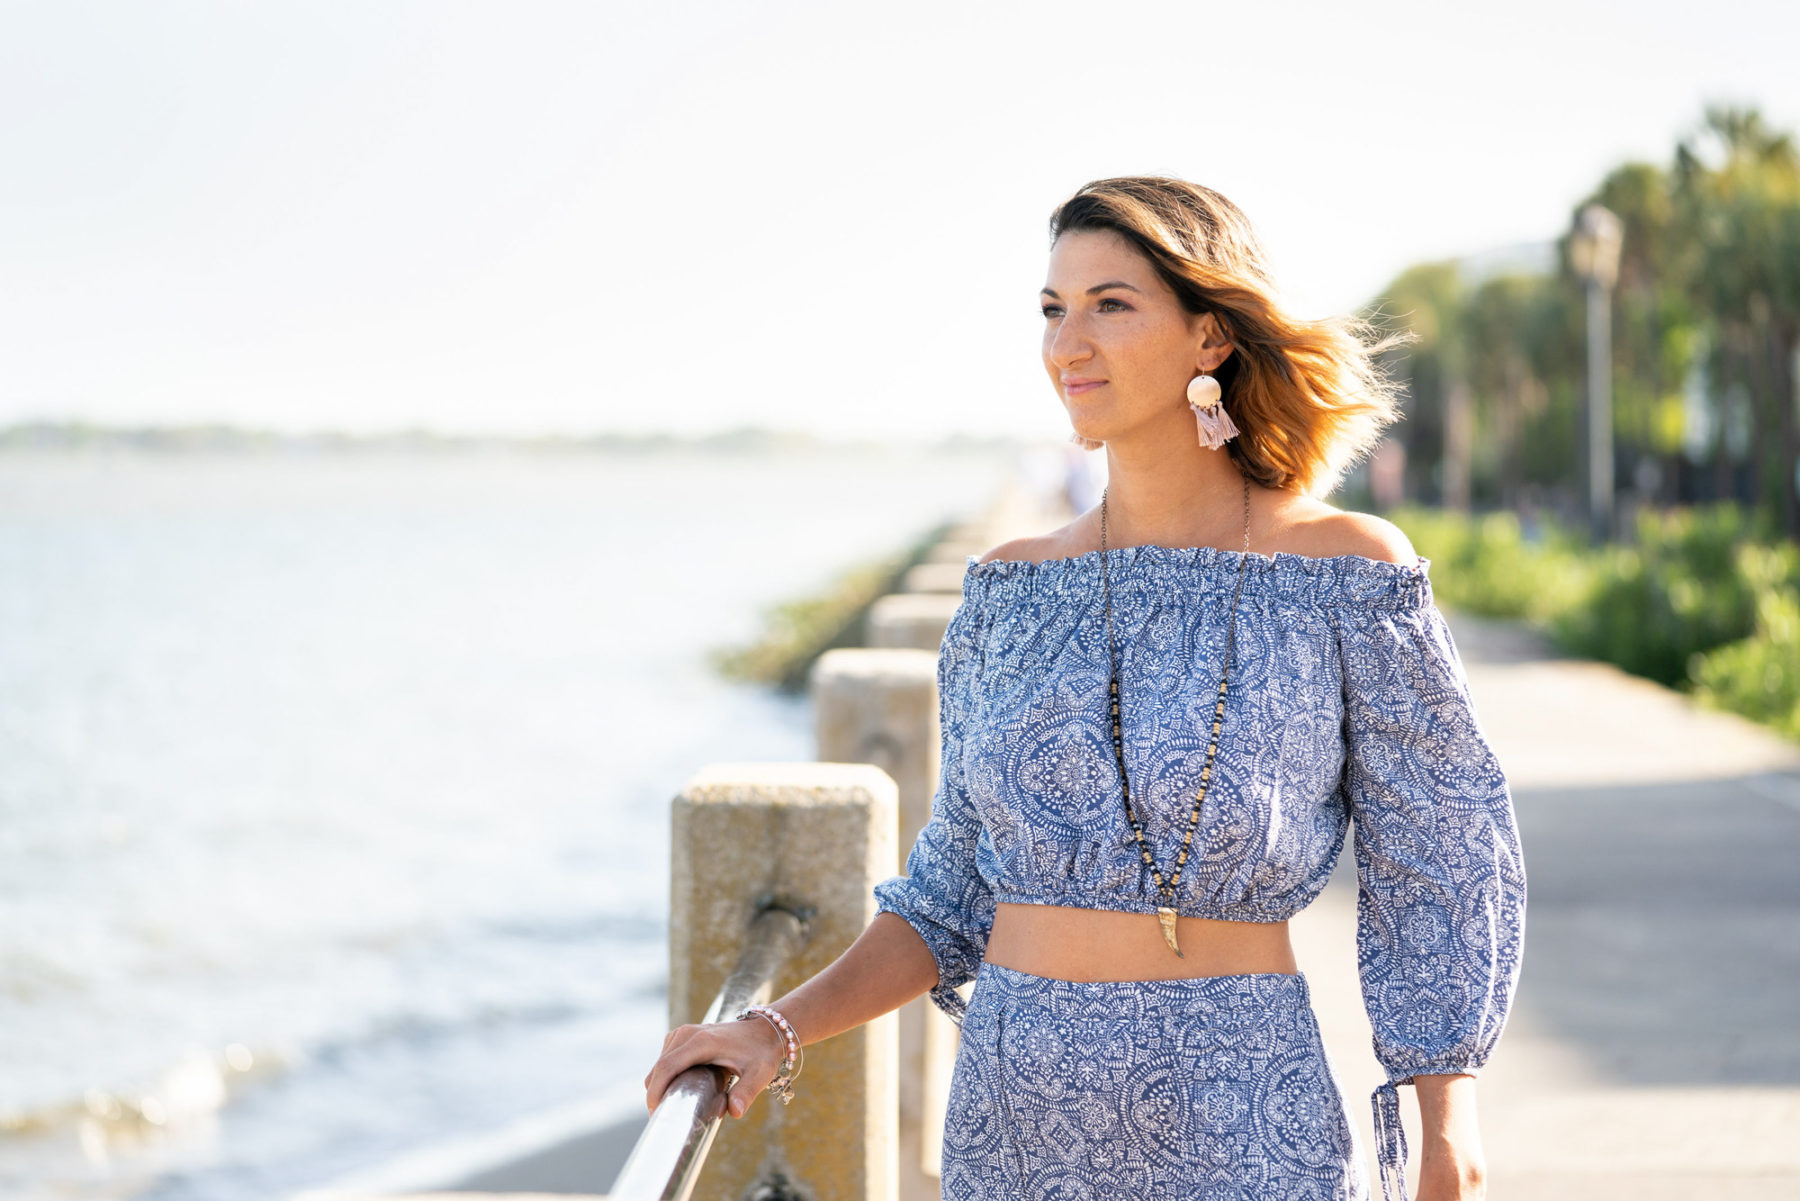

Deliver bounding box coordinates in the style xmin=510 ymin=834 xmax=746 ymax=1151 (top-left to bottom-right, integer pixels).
xmin=1392 ymin=503 xmax=1800 ymax=744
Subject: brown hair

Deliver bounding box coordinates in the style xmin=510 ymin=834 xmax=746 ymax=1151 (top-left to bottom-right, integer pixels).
xmin=1049 ymin=176 xmax=1415 ymax=498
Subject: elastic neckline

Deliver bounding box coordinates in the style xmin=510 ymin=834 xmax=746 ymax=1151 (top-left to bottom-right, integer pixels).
xmin=961 ymin=542 xmax=1432 ymax=611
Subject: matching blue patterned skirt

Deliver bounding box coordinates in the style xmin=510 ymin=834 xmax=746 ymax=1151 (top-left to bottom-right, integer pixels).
xmin=942 ymin=963 xmax=1369 ymax=1201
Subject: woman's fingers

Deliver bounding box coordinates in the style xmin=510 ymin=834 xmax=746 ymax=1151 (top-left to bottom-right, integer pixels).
xmin=722 ymin=1025 xmax=782 ymax=1118
xmin=645 ymin=1026 xmax=742 ymax=1112
xmin=644 ymin=1022 xmax=777 ymax=1116
xmin=644 ymin=1026 xmax=709 ymax=1111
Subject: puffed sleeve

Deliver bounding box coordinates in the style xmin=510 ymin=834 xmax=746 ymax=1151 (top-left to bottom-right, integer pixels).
xmin=871 ymin=592 xmax=996 ymax=1026
xmin=1334 ymin=573 xmax=1526 ymax=1201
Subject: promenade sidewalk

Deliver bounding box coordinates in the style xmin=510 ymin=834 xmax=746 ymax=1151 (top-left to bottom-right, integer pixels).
xmin=1294 ymin=606 xmax=1800 ymax=1200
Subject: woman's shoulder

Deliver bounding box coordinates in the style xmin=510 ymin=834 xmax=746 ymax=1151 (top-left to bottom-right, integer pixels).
xmin=975 ymin=498 xmax=1418 ymax=568
xmin=1278 ymin=499 xmax=1419 ymax=566
xmin=975 ymin=529 xmax=1079 ymax=568
xmin=974 ymin=505 xmax=1101 ymax=566
xmin=1283 ymin=501 xmax=1433 ymax=618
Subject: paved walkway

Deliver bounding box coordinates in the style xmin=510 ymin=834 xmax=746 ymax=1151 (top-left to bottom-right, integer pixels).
xmin=1294 ymin=606 xmax=1800 ymax=1200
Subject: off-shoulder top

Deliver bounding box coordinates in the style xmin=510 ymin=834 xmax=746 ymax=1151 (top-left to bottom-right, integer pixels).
xmin=872 ymin=544 xmax=1527 ymax=1201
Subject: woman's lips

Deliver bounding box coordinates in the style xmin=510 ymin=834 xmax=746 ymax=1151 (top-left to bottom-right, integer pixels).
xmin=1064 ymin=380 xmax=1107 ymax=396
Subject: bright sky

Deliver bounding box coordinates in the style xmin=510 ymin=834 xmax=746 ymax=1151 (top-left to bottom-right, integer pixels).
xmin=3 ymin=0 xmax=1795 ymax=440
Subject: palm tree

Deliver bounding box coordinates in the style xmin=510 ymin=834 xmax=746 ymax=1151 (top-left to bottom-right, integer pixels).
xmin=1675 ymin=105 xmax=1800 ymax=537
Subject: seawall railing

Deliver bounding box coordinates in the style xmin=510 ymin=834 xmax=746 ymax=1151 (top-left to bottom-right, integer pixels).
xmin=293 ymin=473 xmax=1071 ymax=1201
xmin=609 ymin=905 xmax=806 ymax=1201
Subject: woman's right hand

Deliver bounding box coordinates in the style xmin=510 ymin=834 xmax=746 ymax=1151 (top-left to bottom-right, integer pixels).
xmin=642 ymin=915 xmax=939 ymax=1120
xmin=644 ymin=1014 xmax=788 ymax=1120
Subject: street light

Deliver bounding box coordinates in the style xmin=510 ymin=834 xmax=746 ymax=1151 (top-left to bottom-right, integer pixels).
xmin=1569 ymin=203 xmax=1624 ymax=542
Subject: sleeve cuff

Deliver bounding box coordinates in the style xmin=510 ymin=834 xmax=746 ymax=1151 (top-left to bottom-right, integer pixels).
xmin=1369 ymin=1063 xmax=1486 ymax=1201
xmin=875 ymin=892 xmax=980 ymax=1024
xmin=1380 ymin=1057 xmax=1487 ymax=1088
xmin=926 ymin=981 xmax=969 ymax=1026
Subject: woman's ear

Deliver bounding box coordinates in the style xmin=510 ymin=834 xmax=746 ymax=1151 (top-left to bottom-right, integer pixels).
xmin=1193 ymin=312 xmax=1235 ymax=373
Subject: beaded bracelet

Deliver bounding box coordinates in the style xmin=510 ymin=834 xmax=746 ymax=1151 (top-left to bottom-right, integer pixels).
xmin=735 ymin=1004 xmax=803 ymax=1104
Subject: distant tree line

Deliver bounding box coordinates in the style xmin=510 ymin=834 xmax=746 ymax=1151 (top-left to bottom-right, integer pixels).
xmin=0 ymin=420 xmax=1023 ymax=457
xmin=1364 ymin=104 xmax=1800 ymax=543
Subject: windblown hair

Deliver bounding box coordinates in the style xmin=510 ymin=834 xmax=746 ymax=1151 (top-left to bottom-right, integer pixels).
xmin=1049 ymin=176 xmax=1415 ymax=498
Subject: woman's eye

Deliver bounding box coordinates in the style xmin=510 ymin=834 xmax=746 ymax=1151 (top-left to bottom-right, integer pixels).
xmin=1041 ymin=299 xmax=1127 ymax=318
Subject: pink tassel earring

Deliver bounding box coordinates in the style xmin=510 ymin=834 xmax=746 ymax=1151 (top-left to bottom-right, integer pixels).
xmin=1187 ymin=373 xmax=1239 ymax=449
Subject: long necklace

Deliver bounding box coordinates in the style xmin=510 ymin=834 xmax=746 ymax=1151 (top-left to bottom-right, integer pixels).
xmin=1100 ymin=471 xmax=1252 ymax=957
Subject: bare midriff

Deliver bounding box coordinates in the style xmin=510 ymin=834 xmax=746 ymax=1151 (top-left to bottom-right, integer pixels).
xmin=985 ymin=902 xmax=1299 ymax=982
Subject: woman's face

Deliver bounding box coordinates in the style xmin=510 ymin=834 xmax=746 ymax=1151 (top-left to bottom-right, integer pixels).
xmin=1041 ymin=228 xmax=1231 ymax=446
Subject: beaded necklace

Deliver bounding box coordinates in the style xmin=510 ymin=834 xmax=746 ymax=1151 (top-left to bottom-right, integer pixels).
xmin=1099 ymin=471 xmax=1252 ymax=957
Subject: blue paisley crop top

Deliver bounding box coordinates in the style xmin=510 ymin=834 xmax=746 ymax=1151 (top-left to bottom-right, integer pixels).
xmin=872 ymin=543 xmax=1527 ymax=1201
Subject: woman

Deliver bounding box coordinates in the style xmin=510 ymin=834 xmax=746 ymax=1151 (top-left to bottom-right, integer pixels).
xmin=644 ymin=176 xmax=1526 ymax=1201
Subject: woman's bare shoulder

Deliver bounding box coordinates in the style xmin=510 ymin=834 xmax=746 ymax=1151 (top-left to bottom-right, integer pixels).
xmin=973 ymin=498 xmax=1417 ymax=567
xmin=1280 ymin=498 xmax=1418 ymax=565
xmin=976 ymin=534 xmax=1063 ymax=567
xmin=975 ymin=522 xmax=1088 ymax=567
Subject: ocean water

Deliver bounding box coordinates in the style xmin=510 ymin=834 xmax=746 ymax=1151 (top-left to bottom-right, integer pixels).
xmin=0 ymin=444 xmax=1017 ymax=1201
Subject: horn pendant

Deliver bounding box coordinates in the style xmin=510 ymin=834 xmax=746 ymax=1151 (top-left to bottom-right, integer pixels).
xmin=1157 ymin=907 xmax=1184 ymax=958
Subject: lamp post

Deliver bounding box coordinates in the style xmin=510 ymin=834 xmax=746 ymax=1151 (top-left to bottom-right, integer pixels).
xmin=1569 ymin=203 xmax=1624 ymax=542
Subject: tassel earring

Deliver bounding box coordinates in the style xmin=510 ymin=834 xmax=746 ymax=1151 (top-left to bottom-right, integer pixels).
xmin=1187 ymin=373 xmax=1239 ymax=449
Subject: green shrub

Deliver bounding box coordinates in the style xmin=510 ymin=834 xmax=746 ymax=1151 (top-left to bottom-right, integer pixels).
xmin=1388 ymin=505 xmax=1591 ymax=623
xmin=710 ymin=521 xmax=952 ymax=694
xmin=1548 ymin=503 xmax=1764 ymax=689
xmin=1391 ymin=500 xmax=1800 ymax=746
xmin=1690 ymin=542 xmax=1800 ymax=741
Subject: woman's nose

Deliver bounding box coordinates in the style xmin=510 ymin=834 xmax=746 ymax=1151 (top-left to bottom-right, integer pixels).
xmin=1046 ymin=314 xmax=1092 ymax=368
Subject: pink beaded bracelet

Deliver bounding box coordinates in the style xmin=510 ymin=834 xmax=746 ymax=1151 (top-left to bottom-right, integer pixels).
xmin=736 ymin=1004 xmax=803 ymax=1104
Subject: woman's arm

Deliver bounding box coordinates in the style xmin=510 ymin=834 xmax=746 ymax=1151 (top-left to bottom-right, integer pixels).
xmin=1332 ymin=576 xmax=1525 ymax=1201
xmin=643 ymin=911 xmax=939 ymax=1119
xmin=1414 ymin=1073 xmax=1486 ymax=1199
xmin=648 ymin=593 xmax=995 ymax=1120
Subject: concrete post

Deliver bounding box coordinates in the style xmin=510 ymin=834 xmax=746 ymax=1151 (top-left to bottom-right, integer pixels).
xmin=811 ymin=650 xmax=939 ymax=851
xmin=670 ymin=763 xmax=899 ymax=1201
xmin=867 ymin=594 xmax=962 ymax=653
xmin=811 ymin=650 xmax=947 ymax=1200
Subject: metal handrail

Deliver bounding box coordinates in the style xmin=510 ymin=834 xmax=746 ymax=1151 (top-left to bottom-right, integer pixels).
xmin=609 ymin=904 xmax=808 ymax=1201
